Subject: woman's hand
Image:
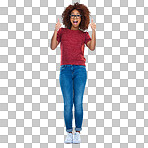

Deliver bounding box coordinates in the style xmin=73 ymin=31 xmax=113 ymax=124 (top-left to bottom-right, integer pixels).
xmin=55 ymin=18 xmax=62 ymax=31
xmin=89 ymin=18 xmax=96 ymax=31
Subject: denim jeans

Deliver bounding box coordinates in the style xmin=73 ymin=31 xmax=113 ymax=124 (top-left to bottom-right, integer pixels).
xmin=59 ymin=64 xmax=87 ymax=132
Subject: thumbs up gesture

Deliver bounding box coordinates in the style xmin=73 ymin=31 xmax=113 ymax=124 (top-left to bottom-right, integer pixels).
xmin=89 ymin=18 xmax=96 ymax=31
xmin=55 ymin=18 xmax=62 ymax=31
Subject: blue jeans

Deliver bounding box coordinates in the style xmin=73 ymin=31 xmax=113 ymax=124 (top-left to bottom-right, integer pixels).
xmin=59 ymin=65 xmax=87 ymax=132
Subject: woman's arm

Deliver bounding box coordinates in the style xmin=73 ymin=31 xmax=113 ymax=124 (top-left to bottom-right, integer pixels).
xmin=50 ymin=18 xmax=61 ymax=50
xmin=50 ymin=29 xmax=59 ymax=50
xmin=87 ymin=18 xmax=96 ymax=51
xmin=87 ymin=29 xmax=96 ymax=51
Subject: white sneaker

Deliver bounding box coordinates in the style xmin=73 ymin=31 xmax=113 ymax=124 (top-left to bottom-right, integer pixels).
xmin=64 ymin=132 xmax=73 ymax=144
xmin=73 ymin=132 xmax=81 ymax=144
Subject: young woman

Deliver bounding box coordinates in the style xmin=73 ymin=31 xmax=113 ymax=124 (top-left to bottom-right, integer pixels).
xmin=50 ymin=2 xmax=96 ymax=144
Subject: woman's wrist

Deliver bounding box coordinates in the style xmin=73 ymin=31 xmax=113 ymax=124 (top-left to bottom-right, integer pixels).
xmin=54 ymin=28 xmax=57 ymax=31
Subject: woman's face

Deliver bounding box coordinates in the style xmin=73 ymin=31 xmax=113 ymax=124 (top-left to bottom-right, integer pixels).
xmin=70 ymin=9 xmax=81 ymax=29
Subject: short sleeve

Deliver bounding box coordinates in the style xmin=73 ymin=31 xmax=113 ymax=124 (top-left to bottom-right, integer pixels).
xmin=57 ymin=28 xmax=62 ymax=43
xmin=84 ymin=32 xmax=91 ymax=45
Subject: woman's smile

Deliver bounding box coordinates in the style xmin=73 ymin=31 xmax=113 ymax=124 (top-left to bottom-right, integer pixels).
xmin=73 ymin=20 xmax=78 ymax=25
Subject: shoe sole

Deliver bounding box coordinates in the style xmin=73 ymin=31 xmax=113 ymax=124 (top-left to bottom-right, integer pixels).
xmin=64 ymin=141 xmax=73 ymax=144
xmin=73 ymin=141 xmax=80 ymax=144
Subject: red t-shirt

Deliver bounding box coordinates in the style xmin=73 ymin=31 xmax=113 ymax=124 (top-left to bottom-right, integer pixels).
xmin=57 ymin=27 xmax=91 ymax=66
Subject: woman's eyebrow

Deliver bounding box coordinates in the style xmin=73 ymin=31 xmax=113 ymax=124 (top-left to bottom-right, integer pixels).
xmin=71 ymin=13 xmax=80 ymax=14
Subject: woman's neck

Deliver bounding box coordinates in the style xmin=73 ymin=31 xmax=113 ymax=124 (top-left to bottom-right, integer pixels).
xmin=71 ymin=26 xmax=79 ymax=30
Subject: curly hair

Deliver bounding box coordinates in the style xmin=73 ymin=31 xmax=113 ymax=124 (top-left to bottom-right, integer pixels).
xmin=61 ymin=2 xmax=91 ymax=31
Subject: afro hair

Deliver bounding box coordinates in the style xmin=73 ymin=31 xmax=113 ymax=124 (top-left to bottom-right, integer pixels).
xmin=61 ymin=2 xmax=91 ymax=31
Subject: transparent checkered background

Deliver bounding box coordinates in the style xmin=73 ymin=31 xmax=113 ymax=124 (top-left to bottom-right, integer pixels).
xmin=0 ymin=0 xmax=148 ymax=148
